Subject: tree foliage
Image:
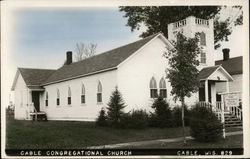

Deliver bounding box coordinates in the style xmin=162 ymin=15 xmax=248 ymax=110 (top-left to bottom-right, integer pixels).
xmin=96 ymin=108 xmax=107 ymax=126
xmin=119 ymin=6 xmax=242 ymax=49
xmin=75 ymin=43 xmax=97 ymax=61
xmin=166 ymin=33 xmax=200 ymax=101
xmin=106 ymin=87 xmax=126 ymax=127
xmin=150 ymin=97 xmax=172 ymax=128
xmin=189 ymin=104 xmax=223 ymax=142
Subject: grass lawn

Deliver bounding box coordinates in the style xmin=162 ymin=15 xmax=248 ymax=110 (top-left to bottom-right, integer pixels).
xmin=6 ymin=113 xmax=243 ymax=149
xmin=122 ymin=135 xmax=243 ymax=148
xmin=6 ymin=114 xmax=190 ymax=149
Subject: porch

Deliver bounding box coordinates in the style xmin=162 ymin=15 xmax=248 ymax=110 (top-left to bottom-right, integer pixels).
xmin=26 ymin=87 xmax=47 ymax=121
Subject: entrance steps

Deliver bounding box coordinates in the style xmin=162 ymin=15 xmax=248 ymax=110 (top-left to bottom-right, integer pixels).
xmin=224 ymin=113 xmax=242 ymax=127
xmin=30 ymin=111 xmax=47 ymax=121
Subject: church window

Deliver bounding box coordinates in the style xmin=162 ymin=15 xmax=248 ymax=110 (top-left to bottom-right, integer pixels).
xmin=150 ymin=77 xmax=158 ymax=98
xmin=45 ymin=91 xmax=48 ymax=106
xmin=200 ymin=51 xmax=206 ymax=64
xmin=159 ymin=77 xmax=167 ymax=98
xmin=81 ymin=83 xmax=85 ymax=104
xmin=68 ymin=87 xmax=71 ymax=105
xmin=97 ymin=81 xmax=102 ymax=103
xmin=56 ymin=89 xmax=60 ymax=106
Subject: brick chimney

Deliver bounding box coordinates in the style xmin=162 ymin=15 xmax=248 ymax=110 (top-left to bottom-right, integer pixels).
xmin=65 ymin=51 xmax=72 ymax=65
xmin=222 ymin=48 xmax=230 ymax=61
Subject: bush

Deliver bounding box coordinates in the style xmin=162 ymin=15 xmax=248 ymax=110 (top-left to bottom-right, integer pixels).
xmin=149 ymin=97 xmax=172 ymax=128
xmin=120 ymin=109 xmax=149 ymax=129
xmin=171 ymin=105 xmax=190 ymax=127
xmin=96 ymin=108 xmax=107 ymax=126
xmin=106 ymin=87 xmax=126 ymax=127
xmin=189 ymin=104 xmax=223 ymax=142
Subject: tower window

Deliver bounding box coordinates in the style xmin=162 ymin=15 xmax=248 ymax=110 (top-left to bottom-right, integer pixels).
xmin=200 ymin=51 xmax=206 ymax=64
xmin=200 ymin=32 xmax=206 ymax=46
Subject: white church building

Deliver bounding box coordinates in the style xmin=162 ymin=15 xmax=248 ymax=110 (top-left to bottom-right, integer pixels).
xmin=11 ymin=16 xmax=243 ymax=121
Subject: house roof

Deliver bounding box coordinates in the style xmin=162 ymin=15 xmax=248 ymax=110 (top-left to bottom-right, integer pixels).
xmin=43 ymin=33 xmax=162 ymax=85
xmin=215 ymin=56 xmax=243 ymax=75
xmin=198 ymin=65 xmax=220 ymax=80
xmin=19 ymin=68 xmax=55 ymax=87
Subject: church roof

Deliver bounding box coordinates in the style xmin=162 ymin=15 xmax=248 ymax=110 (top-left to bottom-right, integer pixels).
xmin=215 ymin=56 xmax=243 ymax=75
xmin=43 ymin=33 xmax=162 ymax=85
xmin=16 ymin=68 xmax=55 ymax=89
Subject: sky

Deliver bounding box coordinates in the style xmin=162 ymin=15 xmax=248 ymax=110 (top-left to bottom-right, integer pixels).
xmin=1 ymin=6 xmax=245 ymax=107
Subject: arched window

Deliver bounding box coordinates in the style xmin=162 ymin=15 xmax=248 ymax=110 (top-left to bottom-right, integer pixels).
xmin=45 ymin=91 xmax=48 ymax=106
xmin=150 ymin=77 xmax=158 ymax=98
xmin=56 ymin=89 xmax=60 ymax=106
xmin=81 ymin=83 xmax=85 ymax=104
xmin=200 ymin=32 xmax=206 ymax=46
xmin=97 ymin=81 xmax=102 ymax=103
xmin=68 ymin=87 xmax=71 ymax=105
xmin=159 ymin=77 xmax=167 ymax=98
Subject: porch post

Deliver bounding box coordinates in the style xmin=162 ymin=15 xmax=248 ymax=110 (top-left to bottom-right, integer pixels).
xmin=205 ymin=80 xmax=209 ymax=102
xmin=226 ymin=79 xmax=230 ymax=93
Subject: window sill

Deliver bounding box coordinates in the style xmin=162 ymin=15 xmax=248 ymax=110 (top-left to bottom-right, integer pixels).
xmin=97 ymin=102 xmax=103 ymax=105
xmin=81 ymin=103 xmax=86 ymax=106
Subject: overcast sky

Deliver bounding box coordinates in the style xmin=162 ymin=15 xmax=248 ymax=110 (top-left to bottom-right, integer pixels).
xmin=1 ymin=6 xmax=245 ymax=107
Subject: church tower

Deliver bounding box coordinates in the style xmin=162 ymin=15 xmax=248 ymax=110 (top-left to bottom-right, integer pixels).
xmin=167 ymin=16 xmax=215 ymax=70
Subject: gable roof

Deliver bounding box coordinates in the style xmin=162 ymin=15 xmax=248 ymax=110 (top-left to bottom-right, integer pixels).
xmin=43 ymin=33 xmax=166 ymax=85
xmin=198 ymin=65 xmax=233 ymax=81
xmin=198 ymin=65 xmax=220 ymax=80
xmin=215 ymin=56 xmax=243 ymax=75
xmin=11 ymin=68 xmax=56 ymax=90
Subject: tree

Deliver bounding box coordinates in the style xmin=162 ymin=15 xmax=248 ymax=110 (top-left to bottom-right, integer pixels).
xmin=150 ymin=97 xmax=172 ymax=128
xmin=106 ymin=87 xmax=126 ymax=127
xmin=96 ymin=108 xmax=107 ymax=126
xmin=119 ymin=6 xmax=243 ymax=49
xmin=75 ymin=43 xmax=97 ymax=61
xmin=165 ymin=33 xmax=201 ymax=144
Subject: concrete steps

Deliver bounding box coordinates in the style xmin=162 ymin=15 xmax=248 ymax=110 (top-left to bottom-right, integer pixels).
xmin=224 ymin=113 xmax=242 ymax=127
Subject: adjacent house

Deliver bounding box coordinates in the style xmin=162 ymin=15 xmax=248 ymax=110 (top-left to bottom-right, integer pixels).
xmin=11 ymin=16 xmax=243 ymax=121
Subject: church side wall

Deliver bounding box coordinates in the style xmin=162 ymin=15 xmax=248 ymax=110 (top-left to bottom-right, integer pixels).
xmin=216 ymin=74 xmax=243 ymax=94
xmin=14 ymin=74 xmax=29 ymax=120
xmin=117 ymin=37 xmax=199 ymax=112
xmin=41 ymin=70 xmax=117 ymax=121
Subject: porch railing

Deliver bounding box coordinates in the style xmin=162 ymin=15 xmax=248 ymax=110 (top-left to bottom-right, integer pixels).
xmin=28 ymin=103 xmax=38 ymax=121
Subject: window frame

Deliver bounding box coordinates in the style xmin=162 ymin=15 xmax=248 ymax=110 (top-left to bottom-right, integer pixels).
xmin=97 ymin=81 xmax=102 ymax=104
xmin=68 ymin=87 xmax=71 ymax=105
xmin=159 ymin=77 xmax=167 ymax=98
xmin=81 ymin=83 xmax=86 ymax=105
xmin=45 ymin=91 xmax=48 ymax=107
xmin=150 ymin=77 xmax=158 ymax=98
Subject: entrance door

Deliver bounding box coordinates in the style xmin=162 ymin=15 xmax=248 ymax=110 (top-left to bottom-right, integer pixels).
xmin=32 ymin=91 xmax=40 ymax=112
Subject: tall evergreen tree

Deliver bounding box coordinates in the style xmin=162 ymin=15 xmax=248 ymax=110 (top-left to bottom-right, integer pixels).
xmin=106 ymin=87 xmax=126 ymax=127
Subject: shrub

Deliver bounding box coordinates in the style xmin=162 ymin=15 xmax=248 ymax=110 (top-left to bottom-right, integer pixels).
xmin=149 ymin=97 xmax=172 ymax=128
xmin=106 ymin=87 xmax=126 ymax=127
xmin=96 ymin=108 xmax=107 ymax=126
xmin=120 ymin=109 xmax=148 ymax=129
xmin=171 ymin=105 xmax=190 ymax=127
xmin=189 ymin=104 xmax=223 ymax=142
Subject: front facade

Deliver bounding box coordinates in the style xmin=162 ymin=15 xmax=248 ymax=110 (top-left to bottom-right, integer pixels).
xmin=11 ymin=16 xmax=243 ymax=121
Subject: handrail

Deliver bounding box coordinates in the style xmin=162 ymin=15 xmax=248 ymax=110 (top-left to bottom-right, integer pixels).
xmin=29 ymin=103 xmax=38 ymax=121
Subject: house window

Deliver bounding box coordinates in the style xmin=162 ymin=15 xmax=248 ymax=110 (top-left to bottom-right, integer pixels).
xmin=200 ymin=32 xmax=206 ymax=46
xmin=68 ymin=87 xmax=71 ymax=105
xmin=45 ymin=91 xmax=48 ymax=106
xmin=159 ymin=77 xmax=167 ymax=98
xmin=81 ymin=83 xmax=85 ymax=104
xmin=200 ymin=51 xmax=206 ymax=64
xmin=150 ymin=77 xmax=158 ymax=98
xmin=97 ymin=81 xmax=102 ymax=103
xmin=56 ymin=89 xmax=60 ymax=106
